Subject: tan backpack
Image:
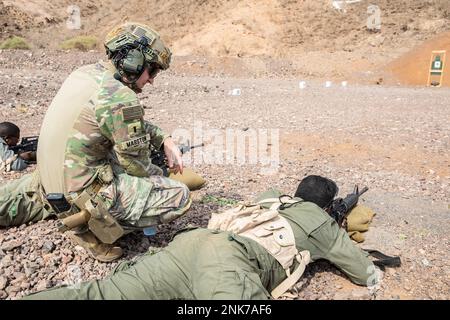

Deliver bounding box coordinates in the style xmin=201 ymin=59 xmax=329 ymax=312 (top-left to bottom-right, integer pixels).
xmin=208 ymin=198 xmax=311 ymax=299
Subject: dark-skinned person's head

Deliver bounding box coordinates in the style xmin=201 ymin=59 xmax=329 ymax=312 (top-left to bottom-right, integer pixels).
xmin=295 ymin=175 xmax=339 ymax=209
xmin=0 ymin=122 xmax=20 ymax=147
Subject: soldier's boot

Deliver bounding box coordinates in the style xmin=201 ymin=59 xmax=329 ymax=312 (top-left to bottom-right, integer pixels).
xmin=67 ymin=229 xmax=123 ymax=262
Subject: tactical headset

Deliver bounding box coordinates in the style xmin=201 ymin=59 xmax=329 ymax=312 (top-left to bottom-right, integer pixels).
xmin=108 ymin=36 xmax=157 ymax=84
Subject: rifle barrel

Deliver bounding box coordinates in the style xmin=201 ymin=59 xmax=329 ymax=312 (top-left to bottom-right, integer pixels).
xmin=359 ymin=186 xmax=369 ymax=196
xmin=190 ymin=143 xmax=205 ymax=149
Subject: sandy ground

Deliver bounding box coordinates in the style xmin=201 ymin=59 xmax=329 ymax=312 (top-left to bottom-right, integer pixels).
xmin=0 ymin=50 xmax=449 ymax=300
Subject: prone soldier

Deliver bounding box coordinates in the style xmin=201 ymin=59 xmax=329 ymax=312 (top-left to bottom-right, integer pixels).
xmin=0 ymin=122 xmax=36 ymax=173
xmin=24 ymin=175 xmax=398 ymax=300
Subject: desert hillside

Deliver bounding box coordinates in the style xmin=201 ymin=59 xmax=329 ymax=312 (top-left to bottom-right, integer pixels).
xmin=1 ymin=0 xmax=450 ymax=84
xmin=1 ymin=0 xmax=449 ymax=55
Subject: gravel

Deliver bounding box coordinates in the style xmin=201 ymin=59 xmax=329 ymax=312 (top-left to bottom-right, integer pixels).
xmin=0 ymin=50 xmax=449 ymax=300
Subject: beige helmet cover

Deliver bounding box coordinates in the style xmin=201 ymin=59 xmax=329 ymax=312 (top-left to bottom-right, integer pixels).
xmin=104 ymin=22 xmax=172 ymax=70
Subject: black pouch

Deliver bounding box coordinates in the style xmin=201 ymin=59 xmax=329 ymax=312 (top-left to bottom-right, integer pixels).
xmin=45 ymin=193 xmax=72 ymax=214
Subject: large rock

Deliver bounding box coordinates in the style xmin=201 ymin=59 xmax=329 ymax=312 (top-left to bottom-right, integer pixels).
xmin=42 ymin=241 xmax=56 ymax=253
xmin=0 ymin=276 xmax=8 ymax=290
xmin=0 ymin=254 xmax=13 ymax=268
xmin=36 ymin=279 xmax=52 ymax=291
xmin=1 ymin=240 xmax=22 ymax=251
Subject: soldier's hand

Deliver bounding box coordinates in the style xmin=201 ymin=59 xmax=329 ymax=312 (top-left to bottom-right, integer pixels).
xmin=163 ymin=137 xmax=183 ymax=175
xmin=19 ymin=151 xmax=36 ymax=162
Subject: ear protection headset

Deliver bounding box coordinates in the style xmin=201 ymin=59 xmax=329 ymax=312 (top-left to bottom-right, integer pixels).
xmin=110 ymin=36 xmax=150 ymax=84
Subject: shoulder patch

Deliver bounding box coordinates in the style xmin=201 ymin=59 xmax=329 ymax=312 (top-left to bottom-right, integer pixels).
xmin=127 ymin=120 xmax=143 ymax=137
xmin=122 ymin=105 xmax=144 ymax=121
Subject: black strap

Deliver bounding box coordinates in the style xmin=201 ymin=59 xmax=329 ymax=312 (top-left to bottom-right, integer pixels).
xmin=278 ymin=194 xmax=303 ymax=210
xmin=363 ymin=249 xmax=401 ymax=268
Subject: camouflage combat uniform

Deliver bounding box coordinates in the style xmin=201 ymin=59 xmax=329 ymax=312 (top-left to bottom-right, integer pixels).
xmin=0 ymin=61 xmax=190 ymax=229
xmin=25 ymin=189 xmax=377 ymax=300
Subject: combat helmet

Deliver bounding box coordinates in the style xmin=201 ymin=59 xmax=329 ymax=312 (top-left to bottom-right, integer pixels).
xmin=104 ymin=22 xmax=172 ymax=82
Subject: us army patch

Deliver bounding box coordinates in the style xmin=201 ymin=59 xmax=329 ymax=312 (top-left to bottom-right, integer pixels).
xmin=128 ymin=121 xmax=143 ymax=137
xmin=122 ymin=105 xmax=144 ymax=121
xmin=121 ymin=134 xmax=150 ymax=149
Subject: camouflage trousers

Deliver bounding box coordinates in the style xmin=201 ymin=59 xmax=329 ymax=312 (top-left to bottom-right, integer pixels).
xmin=24 ymin=229 xmax=276 ymax=300
xmin=0 ymin=172 xmax=191 ymax=229
xmin=97 ymin=172 xmax=191 ymax=228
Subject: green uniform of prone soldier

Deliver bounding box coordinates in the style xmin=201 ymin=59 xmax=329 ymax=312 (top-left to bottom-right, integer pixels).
xmin=0 ymin=22 xmax=205 ymax=262
xmin=24 ymin=176 xmax=380 ymax=300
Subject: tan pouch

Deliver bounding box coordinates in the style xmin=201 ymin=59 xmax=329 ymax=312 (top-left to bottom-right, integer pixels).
xmin=347 ymin=205 xmax=376 ymax=232
xmin=273 ymin=227 xmax=296 ymax=247
xmin=85 ymin=198 xmax=124 ymax=244
xmin=97 ymin=165 xmax=114 ymax=184
xmin=348 ymin=231 xmax=366 ymax=243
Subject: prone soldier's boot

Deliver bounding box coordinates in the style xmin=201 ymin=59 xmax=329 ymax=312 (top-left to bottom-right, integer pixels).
xmin=67 ymin=228 xmax=123 ymax=262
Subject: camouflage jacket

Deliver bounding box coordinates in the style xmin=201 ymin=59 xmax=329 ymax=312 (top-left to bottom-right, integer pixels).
xmin=0 ymin=137 xmax=27 ymax=173
xmin=37 ymin=61 xmax=168 ymax=193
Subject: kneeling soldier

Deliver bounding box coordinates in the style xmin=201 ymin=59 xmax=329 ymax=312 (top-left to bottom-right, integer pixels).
xmin=0 ymin=23 xmax=193 ymax=262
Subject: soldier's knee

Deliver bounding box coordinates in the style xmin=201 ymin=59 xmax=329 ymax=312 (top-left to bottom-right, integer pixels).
xmin=159 ymin=182 xmax=192 ymax=224
xmin=178 ymin=183 xmax=190 ymax=207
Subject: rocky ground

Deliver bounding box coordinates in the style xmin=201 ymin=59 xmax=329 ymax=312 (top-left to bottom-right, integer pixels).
xmin=0 ymin=50 xmax=449 ymax=300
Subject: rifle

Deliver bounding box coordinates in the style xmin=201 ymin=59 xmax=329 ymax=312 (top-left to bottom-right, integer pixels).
xmin=329 ymin=185 xmax=369 ymax=229
xmin=150 ymin=141 xmax=204 ymax=176
xmin=10 ymin=136 xmax=39 ymax=154
xmin=329 ymin=185 xmax=402 ymax=269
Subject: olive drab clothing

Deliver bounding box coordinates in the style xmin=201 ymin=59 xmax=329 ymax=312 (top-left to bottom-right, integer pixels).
xmin=0 ymin=173 xmax=54 ymax=227
xmin=0 ymin=137 xmax=27 ymax=173
xmin=24 ymin=229 xmax=282 ymax=300
xmin=25 ymin=189 xmax=378 ymax=300
xmin=256 ymin=189 xmax=377 ymax=286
